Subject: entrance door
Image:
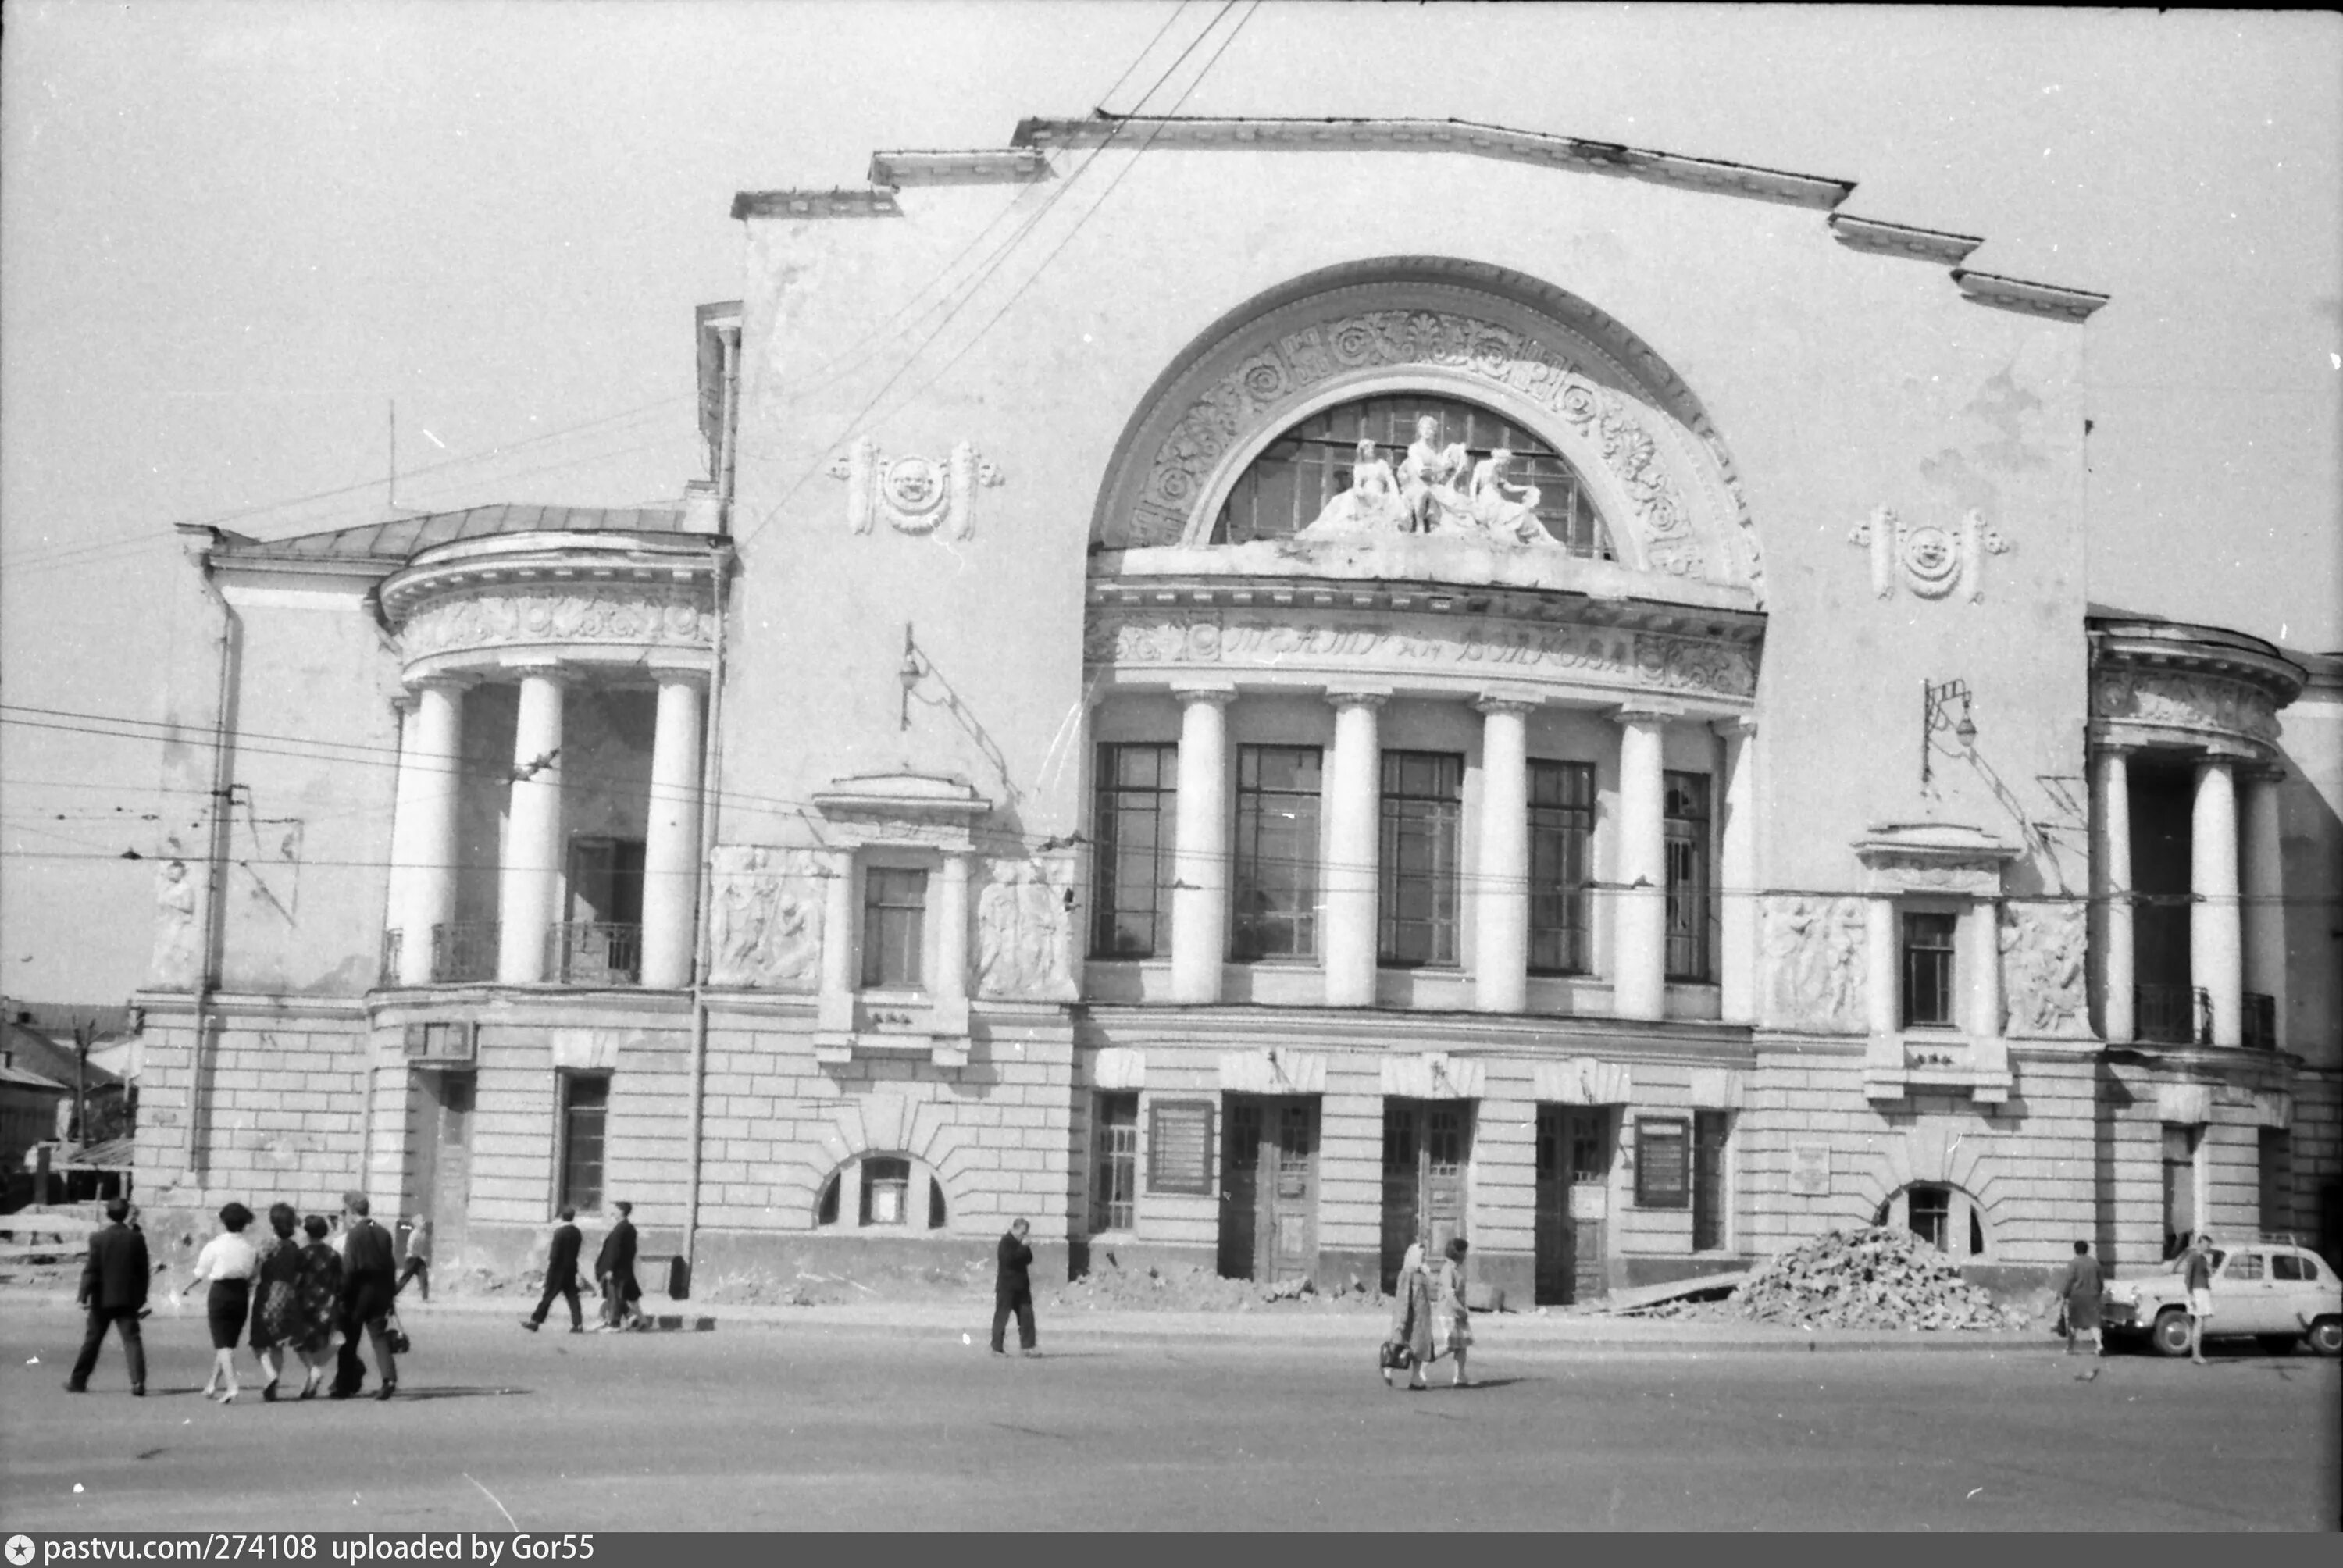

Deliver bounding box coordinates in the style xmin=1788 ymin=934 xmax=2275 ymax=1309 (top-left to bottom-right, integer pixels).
xmin=1380 ymin=1099 xmax=1475 ymax=1292
xmin=1532 ymin=1106 xmax=1607 ymax=1303
xmin=1535 ymin=1107 xmax=1568 ymax=1305
xmin=1218 ymin=1096 xmax=1319 ymax=1282
xmin=408 ymin=1070 xmax=475 ymax=1269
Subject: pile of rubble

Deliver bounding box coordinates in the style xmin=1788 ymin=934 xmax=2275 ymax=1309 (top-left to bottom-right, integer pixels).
xmin=1728 ymin=1226 xmax=2034 ymax=1331
xmin=1050 ymin=1259 xmax=1386 ymax=1313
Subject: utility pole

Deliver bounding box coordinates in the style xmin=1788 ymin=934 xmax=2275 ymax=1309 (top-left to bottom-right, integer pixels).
xmin=73 ymin=1020 xmax=90 ymax=1148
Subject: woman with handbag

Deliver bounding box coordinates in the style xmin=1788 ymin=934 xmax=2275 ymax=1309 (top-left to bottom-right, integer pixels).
xmin=1383 ymin=1242 xmax=1432 ymax=1390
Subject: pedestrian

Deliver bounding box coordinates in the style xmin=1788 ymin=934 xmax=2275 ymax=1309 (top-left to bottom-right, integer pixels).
xmin=1384 ymin=1241 xmax=1432 ymax=1390
xmin=290 ymin=1214 xmax=343 ymax=1399
xmin=2058 ymin=1239 xmax=2106 ymax=1372
xmin=990 ymin=1216 xmax=1039 ymax=1357
xmin=394 ymin=1213 xmax=432 ymax=1303
xmin=331 ymin=1190 xmax=399 ymax=1400
xmin=188 ymin=1201 xmax=259 ymax=1403
xmin=65 ymin=1197 xmax=148 ymax=1396
xmin=2184 ymin=1232 xmax=2216 ymax=1365
xmin=521 ymin=1205 xmax=587 ymax=1334
xmin=594 ymin=1200 xmax=647 ymax=1331
xmin=1432 ymin=1236 xmax=1475 ymax=1388
xmin=248 ymin=1203 xmax=305 ymax=1402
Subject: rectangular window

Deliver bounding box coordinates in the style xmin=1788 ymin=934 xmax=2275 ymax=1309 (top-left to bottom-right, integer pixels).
xmin=557 ymin=1074 xmax=608 ymax=1215
xmin=1663 ymin=772 xmax=1712 ymax=981
xmin=861 ymin=867 xmax=929 ymax=989
xmin=1528 ymin=760 xmax=1595 ymax=975
xmin=860 ymin=1156 xmax=911 ymax=1226
xmin=1093 ymin=1092 xmax=1139 ymax=1232
xmin=1634 ymin=1117 xmax=1690 ymax=1209
xmin=1379 ymin=751 xmax=1463 ymax=967
xmin=1091 ymin=743 xmax=1179 ymax=958
xmin=1902 ymin=911 xmax=1959 ymax=1027
xmin=1909 ymin=1185 xmax=1951 ymax=1251
xmin=1232 ymin=746 xmax=1321 ymax=961
xmin=1692 ymin=1110 xmax=1729 ymax=1251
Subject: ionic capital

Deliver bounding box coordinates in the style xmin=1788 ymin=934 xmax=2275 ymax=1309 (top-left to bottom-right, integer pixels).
xmin=1473 ymin=689 xmax=1541 ymax=718
xmin=1170 ymin=682 xmax=1239 ymax=709
xmin=1324 ymin=686 xmax=1393 ymax=713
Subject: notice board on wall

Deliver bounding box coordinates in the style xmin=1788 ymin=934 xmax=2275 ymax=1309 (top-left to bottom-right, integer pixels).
xmin=1147 ymin=1099 xmax=1215 ymax=1195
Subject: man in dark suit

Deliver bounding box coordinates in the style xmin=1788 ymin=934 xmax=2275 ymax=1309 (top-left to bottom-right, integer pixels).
xmin=331 ymin=1191 xmax=399 ymax=1400
xmin=990 ymin=1216 xmax=1039 ymax=1356
xmin=521 ymin=1206 xmax=587 ymax=1333
xmin=66 ymin=1198 xmax=148 ymax=1395
xmin=594 ymin=1199 xmax=646 ymax=1331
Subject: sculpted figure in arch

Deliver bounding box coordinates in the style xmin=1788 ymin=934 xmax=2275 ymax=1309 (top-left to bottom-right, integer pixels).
xmin=1469 ymin=449 xmax=1553 ymax=547
xmin=1297 ymin=439 xmax=1408 ymax=540
xmin=1397 ymin=415 xmax=1470 ymax=533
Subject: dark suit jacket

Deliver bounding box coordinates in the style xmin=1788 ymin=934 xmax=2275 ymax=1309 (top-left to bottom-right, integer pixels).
xmin=343 ymin=1217 xmax=396 ymax=1279
xmin=545 ymin=1222 xmax=583 ymax=1286
xmin=595 ymin=1217 xmax=637 ymax=1281
xmin=996 ymin=1231 xmax=1033 ymax=1294
xmin=79 ymin=1221 xmax=150 ymax=1311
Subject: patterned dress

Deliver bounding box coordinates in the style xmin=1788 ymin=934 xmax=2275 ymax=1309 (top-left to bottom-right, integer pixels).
xmin=292 ymin=1241 xmax=344 ymax=1354
xmin=248 ymin=1234 xmax=305 ymax=1351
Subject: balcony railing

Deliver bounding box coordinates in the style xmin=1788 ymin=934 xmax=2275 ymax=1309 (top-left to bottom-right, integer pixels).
xmin=378 ymin=929 xmax=403 ymax=987
xmin=430 ymin=921 xmax=501 ymax=984
xmin=551 ymin=921 xmax=642 ymax=986
xmin=2136 ymin=983 xmax=2212 ymax=1046
xmin=2243 ymin=991 xmax=2277 ymax=1051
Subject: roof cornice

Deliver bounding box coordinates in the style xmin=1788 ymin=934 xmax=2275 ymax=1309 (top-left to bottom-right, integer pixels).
xmin=1951 ymin=268 xmax=2110 ymax=323
xmin=867 ymin=148 xmax=1048 ymax=187
xmin=729 ymin=187 xmax=900 ymax=221
xmin=1827 ymin=213 xmax=1983 ymax=268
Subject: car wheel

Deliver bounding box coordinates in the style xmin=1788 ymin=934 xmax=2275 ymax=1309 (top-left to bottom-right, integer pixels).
xmin=2309 ymin=1317 xmax=2343 ymax=1358
xmin=2151 ymin=1308 xmax=2192 ymax=1357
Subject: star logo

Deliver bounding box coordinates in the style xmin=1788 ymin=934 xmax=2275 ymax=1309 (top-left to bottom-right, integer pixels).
xmin=6 ymin=1534 xmax=37 ymax=1566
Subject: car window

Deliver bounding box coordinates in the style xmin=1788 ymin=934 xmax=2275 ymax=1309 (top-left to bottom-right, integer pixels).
xmin=2272 ymin=1253 xmax=2306 ymax=1282
xmin=2225 ymin=1252 xmax=2264 ymax=1281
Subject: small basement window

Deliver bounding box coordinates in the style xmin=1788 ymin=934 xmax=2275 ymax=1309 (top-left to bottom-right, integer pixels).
xmin=812 ymin=1153 xmax=950 ymax=1233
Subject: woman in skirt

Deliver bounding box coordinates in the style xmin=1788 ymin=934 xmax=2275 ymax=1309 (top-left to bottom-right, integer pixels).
xmin=247 ymin=1203 xmax=305 ymax=1402
xmin=1384 ymin=1242 xmax=1433 ymax=1390
xmin=188 ymin=1202 xmax=259 ymax=1402
xmin=289 ymin=1214 xmax=344 ymax=1399
xmin=1431 ymin=1236 xmax=1474 ymax=1388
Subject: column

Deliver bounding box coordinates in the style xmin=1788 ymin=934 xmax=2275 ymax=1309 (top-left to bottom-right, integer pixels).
xmin=497 ymin=665 xmax=568 ymax=984
xmin=1612 ymin=706 xmax=1669 ymax=1021
xmin=1715 ymin=718 xmax=1758 ymax=1025
xmin=937 ymin=853 xmax=972 ymax=1001
xmin=1866 ymin=896 xmax=1899 ymax=1036
xmin=397 ymin=678 xmax=467 ymax=986
xmin=2191 ymin=757 xmax=2241 ymax=1046
xmin=821 ymin=853 xmax=858 ymax=998
xmin=1170 ymin=684 xmax=1237 ymax=1003
xmin=2091 ymin=747 xmax=2135 ymax=1043
xmin=1473 ymin=693 xmax=1534 ymax=1014
xmin=2241 ymin=768 xmax=2287 ymax=1047
xmin=1969 ymin=900 xmax=2003 ymax=1039
xmin=382 ymin=696 xmax=422 ymax=980
xmin=639 ymin=672 xmax=706 ymax=990
xmin=1322 ymin=690 xmax=1388 ymax=1007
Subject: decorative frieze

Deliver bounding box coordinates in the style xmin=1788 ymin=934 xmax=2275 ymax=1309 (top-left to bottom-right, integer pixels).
xmin=1084 ymin=610 xmax=1755 ymax=700
xmin=399 ymin=588 xmax=714 ymax=662
xmin=827 ymin=437 xmax=1004 ymax=540
xmin=1847 ymin=507 xmax=2009 ymax=603
xmin=1760 ymin=895 xmax=1867 ymax=1034
xmin=1999 ymin=903 xmax=2091 ymax=1039
xmin=2091 ymin=668 xmax=2280 ymax=747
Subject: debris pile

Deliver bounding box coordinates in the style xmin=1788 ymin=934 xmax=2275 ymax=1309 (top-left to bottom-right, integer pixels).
xmin=1728 ymin=1226 xmax=2034 ymax=1331
xmin=1050 ymin=1259 xmax=1385 ymax=1313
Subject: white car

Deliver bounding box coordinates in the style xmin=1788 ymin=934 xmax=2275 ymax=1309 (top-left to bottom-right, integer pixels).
xmin=2100 ymin=1242 xmax=2343 ymax=1357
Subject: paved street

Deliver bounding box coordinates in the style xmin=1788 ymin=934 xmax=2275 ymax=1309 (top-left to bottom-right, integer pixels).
xmin=2 ymin=1301 xmax=2334 ymax=1531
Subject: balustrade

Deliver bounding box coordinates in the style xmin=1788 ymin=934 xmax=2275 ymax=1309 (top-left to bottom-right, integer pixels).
xmin=431 ymin=921 xmax=501 ymax=985
xmin=551 ymin=921 xmax=644 ymax=986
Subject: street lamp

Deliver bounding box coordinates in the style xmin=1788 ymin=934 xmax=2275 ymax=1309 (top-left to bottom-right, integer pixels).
xmin=1921 ymin=678 xmax=1977 ymax=787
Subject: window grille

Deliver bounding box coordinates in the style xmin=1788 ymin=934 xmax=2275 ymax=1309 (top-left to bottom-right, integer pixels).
xmin=1092 ymin=1093 xmax=1139 ymax=1232
xmin=558 ymin=1075 xmax=609 ymax=1214
xmin=1663 ymin=771 xmax=1712 ymax=982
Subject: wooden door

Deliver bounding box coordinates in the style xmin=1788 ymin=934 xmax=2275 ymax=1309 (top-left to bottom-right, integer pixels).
xmin=1564 ymin=1108 xmax=1609 ymax=1303
xmin=1381 ymin=1099 xmax=1475 ymax=1292
xmin=1218 ymin=1097 xmax=1261 ymax=1280
xmin=1380 ymin=1103 xmax=1420 ymax=1293
xmin=1423 ymin=1104 xmax=1470 ymax=1260
xmin=1534 ymin=1106 xmax=1569 ymax=1305
xmin=429 ymin=1071 xmax=474 ymax=1267
xmin=1264 ymin=1099 xmax=1319 ymax=1283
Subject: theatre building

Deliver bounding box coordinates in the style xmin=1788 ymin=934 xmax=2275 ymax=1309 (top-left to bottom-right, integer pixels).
xmin=133 ymin=116 xmax=2341 ymax=1301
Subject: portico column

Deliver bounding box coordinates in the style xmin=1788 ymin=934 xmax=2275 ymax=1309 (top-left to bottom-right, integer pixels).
xmin=1613 ymin=706 xmax=1669 ymax=1021
xmin=2241 ymin=766 xmax=2286 ymax=1045
xmin=1473 ymin=693 xmax=1535 ymax=1014
xmin=639 ymin=671 xmax=706 ymax=990
xmin=2090 ymin=747 xmax=2135 ymax=1042
xmin=383 ymin=696 xmax=422 ymax=979
xmin=936 ymin=853 xmax=972 ymax=1006
xmin=396 ymin=678 xmax=467 ymax=986
xmin=2191 ymin=757 xmax=2241 ymax=1046
xmin=497 ymin=665 xmax=569 ymax=984
xmin=820 ymin=853 xmax=858 ymax=1000
xmin=1322 ymin=689 xmax=1389 ymax=1007
xmin=1170 ymin=684 xmax=1238 ymax=1003
xmin=1715 ymin=718 xmax=1758 ymax=1025
xmin=1866 ymin=896 xmax=1899 ymax=1037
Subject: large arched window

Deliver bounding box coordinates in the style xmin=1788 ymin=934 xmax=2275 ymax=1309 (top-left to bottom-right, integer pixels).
xmin=1211 ymin=393 xmax=1612 ymax=557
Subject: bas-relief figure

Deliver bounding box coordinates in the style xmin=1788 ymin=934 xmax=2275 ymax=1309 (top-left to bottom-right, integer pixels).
xmin=1762 ymin=895 xmax=1866 ymax=1032
xmin=1296 ymin=433 xmax=1561 ymax=548
xmin=1296 ymin=440 xmax=1408 ymax=539
xmin=708 ymin=845 xmax=822 ymax=990
xmin=1467 ymin=450 xmax=1549 ymax=543
xmin=150 ymin=857 xmax=200 ymax=989
xmin=1399 ymin=415 xmax=1471 ymax=533
xmin=975 ymin=857 xmax=1075 ymax=1000
xmin=2000 ymin=903 xmax=2090 ymax=1038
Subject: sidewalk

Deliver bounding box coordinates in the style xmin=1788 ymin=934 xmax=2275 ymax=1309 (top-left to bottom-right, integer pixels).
xmin=0 ymin=1281 xmax=2060 ymax=1354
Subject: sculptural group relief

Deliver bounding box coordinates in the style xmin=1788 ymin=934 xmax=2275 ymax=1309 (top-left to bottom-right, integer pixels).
xmin=975 ymin=856 xmax=1077 ymax=1002
xmin=1084 ymin=611 xmax=1756 ymax=700
xmin=2091 ymin=668 xmax=2281 ymax=746
xmin=1999 ymin=902 xmax=2089 ymax=1039
xmin=1129 ymin=308 xmax=1706 ymax=576
xmin=1296 ymin=420 xmax=1557 ymax=549
xmin=1760 ymin=895 xmax=1867 ymax=1033
xmin=400 ymin=587 xmax=715 ymax=661
xmin=708 ymin=845 xmax=825 ymax=990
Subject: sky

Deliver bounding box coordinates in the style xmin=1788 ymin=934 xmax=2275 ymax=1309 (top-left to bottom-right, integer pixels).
xmin=3 ymin=1 xmax=2338 ymax=1003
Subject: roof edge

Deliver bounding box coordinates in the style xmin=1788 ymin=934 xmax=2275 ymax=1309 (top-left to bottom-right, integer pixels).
xmin=730 ymin=187 xmax=901 ymax=221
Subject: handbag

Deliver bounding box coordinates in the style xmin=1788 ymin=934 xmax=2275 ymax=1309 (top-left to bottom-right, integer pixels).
xmin=385 ymin=1308 xmax=412 ymax=1357
xmin=1378 ymin=1339 xmax=1416 ymax=1372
